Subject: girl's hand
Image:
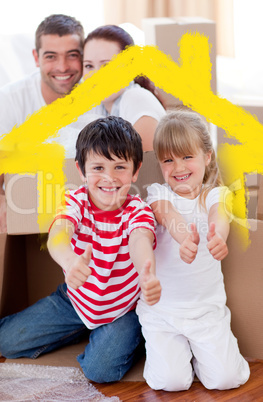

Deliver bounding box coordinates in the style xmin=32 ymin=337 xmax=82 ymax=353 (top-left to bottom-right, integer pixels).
xmin=65 ymin=244 xmax=92 ymax=289
xmin=140 ymin=260 xmax=161 ymax=305
xmin=207 ymin=222 xmax=228 ymax=261
xmin=179 ymin=223 xmax=199 ymax=264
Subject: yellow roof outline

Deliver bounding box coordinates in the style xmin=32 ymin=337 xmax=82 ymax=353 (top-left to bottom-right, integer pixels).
xmin=1 ymin=32 xmax=262 ymax=246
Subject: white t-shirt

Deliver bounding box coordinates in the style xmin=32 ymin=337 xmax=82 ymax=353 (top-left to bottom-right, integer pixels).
xmin=86 ymin=82 xmax=166 ymax=125
xmin=146 ymin=183 xmax=229 ymax=317
xmin=0 ymin=71 xmax=45 ymax=136
xmin=0 ymin=71 xmax=101 ymax=157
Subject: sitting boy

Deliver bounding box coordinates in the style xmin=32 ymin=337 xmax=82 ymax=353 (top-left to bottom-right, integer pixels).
xmin=0 ymin=116 xmax=161 ymax=383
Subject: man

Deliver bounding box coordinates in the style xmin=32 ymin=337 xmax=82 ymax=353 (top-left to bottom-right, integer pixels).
xmin=0 ymin=14 xmax=84 ymax=232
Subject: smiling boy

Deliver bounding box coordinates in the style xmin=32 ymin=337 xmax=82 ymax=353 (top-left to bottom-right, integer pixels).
xmin=0 ymin=116 xmax=161 ymax=383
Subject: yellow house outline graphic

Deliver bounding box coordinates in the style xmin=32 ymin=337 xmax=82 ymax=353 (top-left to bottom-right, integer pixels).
xmin=1 ymin=32 xmax=262 ymax=246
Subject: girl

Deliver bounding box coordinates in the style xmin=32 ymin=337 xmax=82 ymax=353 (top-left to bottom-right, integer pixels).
xmin=82 ymin=24 xmax=166 ymax=151
xmin=136 ymin=109 xmax=250 ymax=391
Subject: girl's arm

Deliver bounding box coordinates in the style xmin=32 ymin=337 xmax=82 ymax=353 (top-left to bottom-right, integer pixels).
xmin=129 ymin=227 xmax=161 ymax=305
xmin=47 ymin=219 xmax=92 ymax=289
xmin=151 ymin=200 xmax=199 ymax=264
xmin=207 ymin=202 xmax=230 ymax=260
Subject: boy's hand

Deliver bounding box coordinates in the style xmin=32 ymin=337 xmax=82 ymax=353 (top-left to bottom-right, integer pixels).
xmin=140 ymin=260 xmax=161 ymax=305
xmin=179 ymin=223 xmax=199 ymax=264
xmin=65 ymin=244 xmax=92 ymax=289
xmin=207 ymin=222 xmax=228 ymax=261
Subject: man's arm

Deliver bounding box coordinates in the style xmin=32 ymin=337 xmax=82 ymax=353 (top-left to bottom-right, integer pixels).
xmin=129 ymin=227 xmax=161 ymax=305
xmin=47 ymin=219 xmax=91 ymax=289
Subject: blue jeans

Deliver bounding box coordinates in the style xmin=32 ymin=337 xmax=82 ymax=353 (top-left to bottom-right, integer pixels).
xmin=0 ymin=283 xmax=144 ymax=382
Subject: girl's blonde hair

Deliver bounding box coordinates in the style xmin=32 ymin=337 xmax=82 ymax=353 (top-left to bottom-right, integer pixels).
xmin=154 ymin=109 xmax=223 ymax=206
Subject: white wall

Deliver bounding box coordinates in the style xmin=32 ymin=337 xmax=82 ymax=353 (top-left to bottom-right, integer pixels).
xmin=217 ymin=0 xmax=263 ymax=100
xmin=0 ymin=0 xmax=104 ymax=35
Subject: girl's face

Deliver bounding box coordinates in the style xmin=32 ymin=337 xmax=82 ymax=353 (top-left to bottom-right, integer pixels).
xmin=159 ymin=148 xmax=212 ymax=199
xmin=83 ymin=38 xmax=126 ymax=111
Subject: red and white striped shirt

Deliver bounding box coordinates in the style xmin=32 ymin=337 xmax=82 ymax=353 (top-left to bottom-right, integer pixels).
xmin=52 ymin=186 xmax=156 ymax=329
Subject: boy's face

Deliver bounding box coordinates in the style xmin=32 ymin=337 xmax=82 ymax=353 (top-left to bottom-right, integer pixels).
xmin=76 ymin=152 xmax=141 ymax=211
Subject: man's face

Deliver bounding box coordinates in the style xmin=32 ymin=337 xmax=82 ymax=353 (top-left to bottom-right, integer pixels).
xmin=33 ymin=34 xmax=83 ymax=104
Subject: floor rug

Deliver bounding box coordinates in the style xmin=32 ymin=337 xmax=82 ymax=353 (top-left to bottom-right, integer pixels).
xmin=0 ymin=363 xmax=120 ymax=401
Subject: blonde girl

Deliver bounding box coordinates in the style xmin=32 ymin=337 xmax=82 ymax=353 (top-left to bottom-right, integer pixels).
xmin=136 ymin=109 xmax=250 ymax=391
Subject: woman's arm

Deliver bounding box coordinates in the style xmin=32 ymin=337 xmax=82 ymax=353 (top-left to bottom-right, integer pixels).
xmin=133 ymin=116 xmax=158 ymax=151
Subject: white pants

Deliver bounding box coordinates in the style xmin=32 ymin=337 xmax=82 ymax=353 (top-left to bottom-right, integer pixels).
xmin=137 ymin=302 xmax=250 ymax=391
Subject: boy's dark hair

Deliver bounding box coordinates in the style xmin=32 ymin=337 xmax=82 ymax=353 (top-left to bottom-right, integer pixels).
xmin=35 ymin=14 xmax=84 ymax=53
xmin=76 ymin=116 xmax=143 ymax=175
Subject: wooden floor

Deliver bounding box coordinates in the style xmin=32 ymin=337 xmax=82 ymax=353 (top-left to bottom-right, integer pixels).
xmin=1 ymin=356 xmax=262 ymax=401
xmin=94 ymin=359 xmax=263 ymax=401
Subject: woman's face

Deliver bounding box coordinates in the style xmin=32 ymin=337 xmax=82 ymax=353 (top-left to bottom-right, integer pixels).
xmin=83 ymin=39 xmax=126 ymax=111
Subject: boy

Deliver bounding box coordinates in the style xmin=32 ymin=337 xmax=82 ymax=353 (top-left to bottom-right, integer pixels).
xmin=0 ymin=116 xmax=161 ymax=383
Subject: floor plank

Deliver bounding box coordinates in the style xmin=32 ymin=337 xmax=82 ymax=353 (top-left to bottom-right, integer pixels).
xmin=94 ymin=360 xmax=263 ymax=401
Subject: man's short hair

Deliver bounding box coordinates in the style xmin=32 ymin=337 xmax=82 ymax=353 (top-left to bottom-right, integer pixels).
xmin=35 ymin=14 xmax=84 ymax=53
xmin=76 ymin=116 xmax=143 ymax=175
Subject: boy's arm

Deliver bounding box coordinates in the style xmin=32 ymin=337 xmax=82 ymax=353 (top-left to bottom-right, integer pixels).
xmin=151 ymin=200 xmax=199 ymax=264
xmin=129 ymin=228 xmax=161 ymax=305
xmin=47 ymin=219 xmax=92 ymax=289
xmin=207 ymin=203 xmax=230 ymax=260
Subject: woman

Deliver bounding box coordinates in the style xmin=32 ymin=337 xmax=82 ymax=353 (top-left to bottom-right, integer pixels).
xmin=83 ymin=25 xmax=166 ymax=151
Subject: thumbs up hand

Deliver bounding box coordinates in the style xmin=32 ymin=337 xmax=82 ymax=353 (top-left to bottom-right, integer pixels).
xmin=179 ymin=223 xmax=200 ymax=264
xmin=65 ymin=243 xmax=92 ymax=289
xmin=207 ymin=222 xmax=228 ymax=261
xmin=139 ymin=260 xmax=161 ymax=305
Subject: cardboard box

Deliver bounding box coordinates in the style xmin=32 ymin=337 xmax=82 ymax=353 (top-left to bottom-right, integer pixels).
xmin=0 ymin=234 xmax=28 ymax=317
xmin=222 ymin=219 xmax=263 ymax=359
xmin=257 ymin=175 xmax=263 ymax=220
xmin=142 ymin=17 xmax=217 ymax=110
xmin=4 ymin=159 xmax=83 ymax=235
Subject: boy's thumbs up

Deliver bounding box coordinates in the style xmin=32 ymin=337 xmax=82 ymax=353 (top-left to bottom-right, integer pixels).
xmin=82 ymin=243 xmax=92 ymax=263
xmin=141 ymin=260 xmax=151 ymax=283
xmin=139 ymin=260 xmax=161 ymax=306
